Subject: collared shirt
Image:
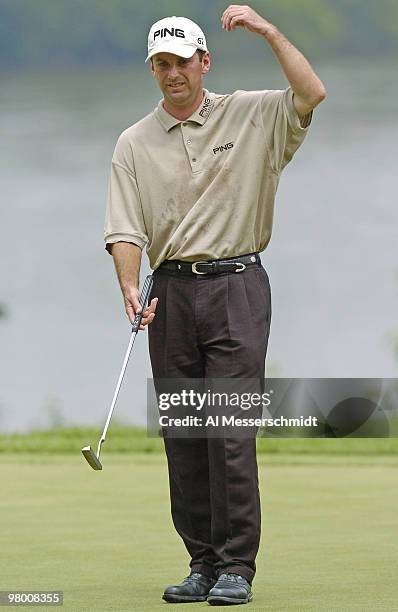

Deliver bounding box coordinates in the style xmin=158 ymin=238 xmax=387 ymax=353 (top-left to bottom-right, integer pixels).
xmin=104 ymin=87 xmax=312 ymax=269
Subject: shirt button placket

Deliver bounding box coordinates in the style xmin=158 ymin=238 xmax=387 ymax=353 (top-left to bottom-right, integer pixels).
xmin=190 ymin=142 xmax=198 ymax=170
xmin=181 ymin=124 xmax=199 ymax=172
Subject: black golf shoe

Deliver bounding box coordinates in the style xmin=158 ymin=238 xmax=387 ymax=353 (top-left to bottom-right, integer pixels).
xmin=207 ymin=573 xmax=253 ymax=605
xmin=162 ymin=572 xmax=217 ymax=603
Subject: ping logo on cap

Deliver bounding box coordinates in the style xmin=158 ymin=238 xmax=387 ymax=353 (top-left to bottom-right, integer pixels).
xmin=154 ymin=28 xmax=186 ymax=40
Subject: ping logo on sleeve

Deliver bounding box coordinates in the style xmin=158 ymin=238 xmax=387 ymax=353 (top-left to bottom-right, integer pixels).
xmin=213 ymin=142 xmax=234 ymax=155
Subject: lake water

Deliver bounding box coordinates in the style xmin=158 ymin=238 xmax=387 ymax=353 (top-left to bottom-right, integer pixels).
xmin=1 ymin=59 xmax=397 ymax=432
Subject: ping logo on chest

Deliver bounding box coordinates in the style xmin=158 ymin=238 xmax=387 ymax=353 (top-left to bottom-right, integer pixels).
xmin=154 ymin=28 xmax=185 ymax=40
xmin=213 ymin=142 xmax=234 ymax=155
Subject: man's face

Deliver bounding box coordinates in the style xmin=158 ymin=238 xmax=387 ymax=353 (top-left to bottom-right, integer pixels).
xmin=151 ymin=51 xmax=210 ymax=107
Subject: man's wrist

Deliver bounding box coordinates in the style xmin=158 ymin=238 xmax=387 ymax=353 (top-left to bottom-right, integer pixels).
xmin=260 ymin=23 xmax=279 ymax=42
xmin=121 ymin=280 xmax=139 ymax=293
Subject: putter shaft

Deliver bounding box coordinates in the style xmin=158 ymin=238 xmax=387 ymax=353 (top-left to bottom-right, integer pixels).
xmin=98 ymin=330 xmax=138 ymax=451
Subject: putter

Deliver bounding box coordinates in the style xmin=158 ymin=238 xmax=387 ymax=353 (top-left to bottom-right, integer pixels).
xmin=82 ymin=275 xmax=154 ymax=470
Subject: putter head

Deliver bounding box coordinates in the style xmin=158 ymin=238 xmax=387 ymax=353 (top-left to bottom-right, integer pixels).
xmin=81 ymin=446 xmax=103 ymax=470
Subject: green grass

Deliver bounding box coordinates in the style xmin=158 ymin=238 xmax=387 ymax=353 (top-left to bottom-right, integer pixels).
xmin=0 ymin=425 xmax=164 ymax=454
xmin=1 ymin=453 xmax=398 ymax=611
xmin=1 ymin=425 xmax=398 ymax=455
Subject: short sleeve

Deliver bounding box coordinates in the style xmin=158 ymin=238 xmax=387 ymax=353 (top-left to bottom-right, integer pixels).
xmin=260 ymin=86 xmax=312 ymax=172
xmin=104 ymin=134 xmax=148 ymax=254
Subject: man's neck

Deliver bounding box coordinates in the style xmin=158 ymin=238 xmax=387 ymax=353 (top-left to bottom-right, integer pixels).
xmin=163 ymin=89 xmax=205 ymax=122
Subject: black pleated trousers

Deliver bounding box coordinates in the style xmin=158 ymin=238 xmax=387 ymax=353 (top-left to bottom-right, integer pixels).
xmin=148 ymin=263 xmax=271 ymax=584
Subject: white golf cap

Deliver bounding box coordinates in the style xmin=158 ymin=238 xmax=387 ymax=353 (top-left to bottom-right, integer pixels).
xmin=146 ymin=16 xmax=208 ymax=62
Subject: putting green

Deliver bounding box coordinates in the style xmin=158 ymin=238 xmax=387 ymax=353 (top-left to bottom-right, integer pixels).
xmin=1 ymin=453 xmax=397 ymax=611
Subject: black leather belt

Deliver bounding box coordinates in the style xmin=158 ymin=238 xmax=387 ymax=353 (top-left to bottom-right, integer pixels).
xmin=157 ymin=253 xmax=261 ymax=275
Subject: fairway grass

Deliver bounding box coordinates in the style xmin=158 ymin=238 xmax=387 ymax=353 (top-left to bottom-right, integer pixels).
xmin=1 ymin=453 xmax=398 ymax=611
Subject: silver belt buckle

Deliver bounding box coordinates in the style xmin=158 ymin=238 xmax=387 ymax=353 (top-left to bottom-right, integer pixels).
xmin=192 ymin=261 xmax=209 ymax=275
xmin=234 ymin=262 xmax=246 ymax=272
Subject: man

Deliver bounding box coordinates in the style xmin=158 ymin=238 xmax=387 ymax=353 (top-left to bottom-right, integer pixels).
xmin=104 ymin=4 xmax=326 ymax=605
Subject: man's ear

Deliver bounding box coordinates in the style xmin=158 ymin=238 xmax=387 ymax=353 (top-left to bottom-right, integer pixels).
xmin=202 ymin=51 xmax=211 ymax=75
xmin=149 ymin=59 xmax=156 ymax=78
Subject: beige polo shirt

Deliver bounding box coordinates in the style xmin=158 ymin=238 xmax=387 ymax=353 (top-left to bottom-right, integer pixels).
xmin=104 ymin=86 xmax=312 ymax=269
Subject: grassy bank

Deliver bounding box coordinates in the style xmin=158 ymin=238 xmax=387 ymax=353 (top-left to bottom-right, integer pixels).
xmin=0 ymin=425 xmax=397 ymax=455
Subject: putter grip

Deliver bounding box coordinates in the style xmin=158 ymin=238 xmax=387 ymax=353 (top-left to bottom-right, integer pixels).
xmin=131 ymin=275 xmax=154 ymax=332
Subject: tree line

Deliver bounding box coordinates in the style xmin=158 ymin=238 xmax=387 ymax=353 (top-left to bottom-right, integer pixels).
xmin=0 ymin=0 xmax=397 ymax=69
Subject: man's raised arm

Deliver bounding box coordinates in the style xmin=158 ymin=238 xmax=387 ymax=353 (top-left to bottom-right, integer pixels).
xmin=221 ymin=5 xmax=326 ymax=121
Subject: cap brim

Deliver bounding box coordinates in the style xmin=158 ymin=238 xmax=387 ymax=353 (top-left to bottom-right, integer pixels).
xmin=145 ymin=43 xmax=198 ymax=63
